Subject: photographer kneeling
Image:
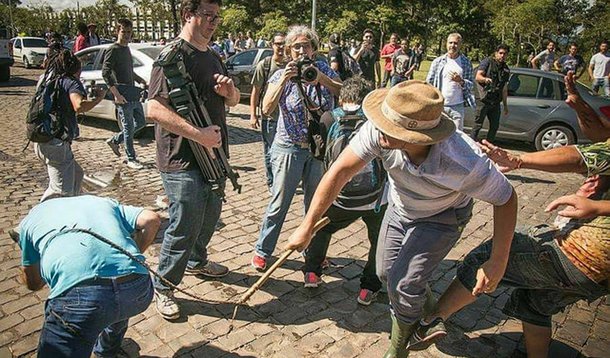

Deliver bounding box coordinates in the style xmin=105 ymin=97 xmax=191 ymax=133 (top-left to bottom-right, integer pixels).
xmin=251 ymin=25 xmax=342 ymax=270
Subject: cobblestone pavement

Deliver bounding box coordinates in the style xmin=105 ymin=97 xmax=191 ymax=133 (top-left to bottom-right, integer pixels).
xmin=0 ymin=66 xmax=608 ymax=358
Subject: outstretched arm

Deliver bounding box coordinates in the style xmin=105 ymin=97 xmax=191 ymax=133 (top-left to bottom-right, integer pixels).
xmin=564 ymin=71 xmax=610 ymax=142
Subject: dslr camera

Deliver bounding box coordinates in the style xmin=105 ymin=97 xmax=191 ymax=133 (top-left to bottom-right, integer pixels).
xmin=294 ymin=56 xmax=318 ymax=83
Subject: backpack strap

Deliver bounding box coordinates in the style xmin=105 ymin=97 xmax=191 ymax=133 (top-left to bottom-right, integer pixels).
xmin=257 ymin=56 xmax=273 ymax=114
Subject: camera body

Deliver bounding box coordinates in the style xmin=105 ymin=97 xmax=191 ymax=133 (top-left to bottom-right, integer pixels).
xmin=294 ymin=56 xmax=318 ymax=83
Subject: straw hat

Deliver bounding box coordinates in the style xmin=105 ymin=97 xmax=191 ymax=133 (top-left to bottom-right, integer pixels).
xmin=362 ymin=80 xmax=455 ymax=145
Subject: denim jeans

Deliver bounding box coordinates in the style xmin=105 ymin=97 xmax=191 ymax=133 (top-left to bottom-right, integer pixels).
xmin=34 ymin=138 xmax=83 ymax=202
xmin=111 ymin=101 xmax=146 ymax=161
xmin=254 ymin=141 xmax=324 ymax=258
xmin=470 ymin=100 xmax=501 ymax=142
xmin=154 ymin=170 xmax=223 ymax=291
xmin=304 ymin=204 xmax=387 ymax=291
xmin=376 ymin=201 xmax=473 ymax=324
xmin=261 ymin=118 xmax=278 ymax=188
xmin=592 ymin=77 xmax=610 ymax=96
xmin=444 ymin=103 xmax=465 ymax=131
xmin=38 ymin=274 xmax=153 ymax=358
xmin=390 ymin=75 xmax=407 ymax=87
xmin=457 ymin=225 xmax=608 ymax=327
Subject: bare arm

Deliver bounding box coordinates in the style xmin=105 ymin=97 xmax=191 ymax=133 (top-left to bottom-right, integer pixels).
xmin=317 ymin=71 xmax=343 ymax=97
xmin=475 ymin=69 xmax=489 ymax=84
xmin=472 ymin=189 xmax=517 ymax=295
xmin=133 ymin=209 xmax=160 ymax=253
xmin=70 ymin=89 xmax=106 ymax=113
xmin=147 ymin=97 xmax=222 ymax=149
xmin=547 ymin=195 xmax=610 ymax=219
xmin=286 ymin=147 xmax=368 ymax=251
xmin=21 ymin=264 xmax=45 ymax=291
xmin=588 ymin=63 xmax=594 ymax=79
xmin=249 ymin=84 xmax=261 ymax=129
xmin=262 ymin=62 xmax=296 ymax=116
xmin=479 ymin=140 xmax=586 ymax=174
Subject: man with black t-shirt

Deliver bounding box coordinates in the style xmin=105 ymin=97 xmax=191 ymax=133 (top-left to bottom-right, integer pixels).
xmin=146 ymin=0 xmax=240 ymax=320
xmin=354 ymin=29 xmax=381 ymax=87
xmin=470 ymin=44 xmax=511 ymax=143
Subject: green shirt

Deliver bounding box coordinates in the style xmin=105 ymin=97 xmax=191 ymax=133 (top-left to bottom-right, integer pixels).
xmin=251 ymin=57 xmax=285 ymax=120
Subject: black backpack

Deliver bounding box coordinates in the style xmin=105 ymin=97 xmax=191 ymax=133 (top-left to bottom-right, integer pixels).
xmin=332 ymin=48 xmax=362 ymax=81
xmin=25 ymin=71 xmax=67 ymax=144
xmin=325 ymin=107 xmax=386 ymax=209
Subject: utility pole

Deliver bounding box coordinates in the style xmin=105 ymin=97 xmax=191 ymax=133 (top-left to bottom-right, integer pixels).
xmin=311 ymin=0 xmax=317 ymax=31
xmin=8 ymin=0 xmax=14 ymax=37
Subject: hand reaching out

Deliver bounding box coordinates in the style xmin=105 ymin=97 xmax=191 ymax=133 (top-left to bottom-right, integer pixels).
xmin=545 ymin=194 xmax=601 ymax=219
xmin=478 ymin=140 xmax=522 ymax=172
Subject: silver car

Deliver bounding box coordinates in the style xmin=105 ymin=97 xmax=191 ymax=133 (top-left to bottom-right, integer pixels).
xmin=225 ymin=48 xmax=273 ymax=98
xmin=464 ymin=68 xmax=610 ymax=150
xmin=75 ymin=43 xmax=163 ymax=123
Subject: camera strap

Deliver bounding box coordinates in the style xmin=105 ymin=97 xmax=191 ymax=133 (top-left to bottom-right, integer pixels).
xmin=294 ymin=81 xmax=323 ymax=121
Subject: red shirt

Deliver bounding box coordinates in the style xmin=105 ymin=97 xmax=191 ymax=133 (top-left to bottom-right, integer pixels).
xmin=381 ymin=43 xmax=400 ymax=71
xmin=73 ymin=35 xmax=88 ymax=53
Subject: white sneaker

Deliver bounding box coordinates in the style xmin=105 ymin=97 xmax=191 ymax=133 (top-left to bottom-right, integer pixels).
xmin=155 ymin=290 xmax=180 ymax=320
xmin=126 ymin=160 xmax=144 ymax=170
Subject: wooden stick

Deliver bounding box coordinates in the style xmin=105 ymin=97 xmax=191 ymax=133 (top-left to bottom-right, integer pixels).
xmin=238 ymin=217 xmax=330 ymax=305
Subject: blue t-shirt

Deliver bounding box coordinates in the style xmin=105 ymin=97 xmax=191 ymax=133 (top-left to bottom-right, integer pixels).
xmin=268 ymin=60 xmax=338 ymax=144
xmin=57 ymin=76 xmax=86 ymax=140
xmin=558 ymin=54 xmax=584 ymax=75
xmin=19 ymin=195 xmax=147 ymax=299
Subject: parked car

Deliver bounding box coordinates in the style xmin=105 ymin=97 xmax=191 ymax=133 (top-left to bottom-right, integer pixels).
xmin=75 ymin=43 xmax=163 ymax=124
xmin=464 ymin=68 xmax=610 ymax=150
xmin=225 ymin=48 xmax=272 ymax=98
xmin=10 ymin=37 xmax=48 ymax=68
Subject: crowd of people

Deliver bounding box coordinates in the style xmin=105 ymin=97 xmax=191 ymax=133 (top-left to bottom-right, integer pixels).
xmin=14 ymin=0 xmax=610 ymax=357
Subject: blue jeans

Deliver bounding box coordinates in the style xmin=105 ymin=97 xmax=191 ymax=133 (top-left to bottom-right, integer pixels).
xmin=261 ymin=118 xmax=278 ymax=188
xmin=377 ymin=201 xmax=473 ymax=324
xmin=592 ymin=77 xmax=610 ymax=96
xmin=254 ymin=141 xmax=324 ymax=258
xmin=444 ymin=103 xmax=465 ymax=131
xmin=38 ymin=274 xmax=153 ymax=358
xmin=111 ymin=101 xmax=146 ymax=161
xmin=390 ymin=75 xmax=407 ymax=87
xmin=154 ymin=170 xmax=223 ymax=291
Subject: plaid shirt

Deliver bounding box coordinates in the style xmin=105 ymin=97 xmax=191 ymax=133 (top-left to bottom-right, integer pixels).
xmin=426 ymin=53 xmax=476 ymax=108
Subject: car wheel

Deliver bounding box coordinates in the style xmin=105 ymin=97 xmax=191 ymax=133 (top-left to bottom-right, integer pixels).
xmin=0 ymin=65 xmax=9 ymax=82
xmin=23 ymin=56 xmax=31 ymax=69
xmin=534 ymin=125 xmax=575 ymax=151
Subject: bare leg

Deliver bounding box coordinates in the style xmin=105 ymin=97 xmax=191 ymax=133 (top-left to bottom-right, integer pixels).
xmin=522 ymin=321 xmax=551 ymax=358
xmin=425 ymin=279 xmax=477 ymax=322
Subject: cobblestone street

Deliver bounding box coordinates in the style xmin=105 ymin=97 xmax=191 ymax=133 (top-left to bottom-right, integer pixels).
xmin=0 ymin=66 xmax=608 ymax=357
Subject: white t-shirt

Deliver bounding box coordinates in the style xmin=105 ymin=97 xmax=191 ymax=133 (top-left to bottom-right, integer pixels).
xmin=441 ymin=58 xmax=464 ymax=106
xmin=590 ymin=52 xmax=610 ymax=79
xmin=349 ymin=121 xmax=513 ymax=219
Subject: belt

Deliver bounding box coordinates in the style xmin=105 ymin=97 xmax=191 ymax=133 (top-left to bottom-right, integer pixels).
xmin=79 ymin=273 xmax=144 ymax=286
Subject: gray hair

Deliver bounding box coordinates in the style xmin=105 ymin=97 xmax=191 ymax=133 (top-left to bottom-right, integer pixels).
xmin=286 ymin=25 xmax=320 ymax=51
xmin=447 ymin=33 xmax=462 ymax=43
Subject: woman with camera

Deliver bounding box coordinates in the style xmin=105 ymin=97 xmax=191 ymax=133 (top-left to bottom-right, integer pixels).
xmin=251 ymin=25 xmax=342 ymax=270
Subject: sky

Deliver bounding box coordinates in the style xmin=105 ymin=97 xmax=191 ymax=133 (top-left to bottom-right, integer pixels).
xmin=20 ymin=0 xmax=130 ymax=11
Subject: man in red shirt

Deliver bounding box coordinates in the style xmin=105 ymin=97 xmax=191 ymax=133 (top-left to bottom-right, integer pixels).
xmin=73 ymin=23 xmax=89 ymax=53
xmin=380 ymin=33 xmax=400 ymax=87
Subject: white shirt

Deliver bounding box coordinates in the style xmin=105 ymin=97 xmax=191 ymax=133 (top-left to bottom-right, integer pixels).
xmin=441 ymin=58 xmax=464 ymax=106
xmin=349 ymin=121 xmax=513 ymax=219
xmin=590 ymin=52 xmax=610 ymax=79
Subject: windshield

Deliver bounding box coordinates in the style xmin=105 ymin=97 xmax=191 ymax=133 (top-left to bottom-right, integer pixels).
xmin=138 ymin=47 xmax=162 ymax=60
xmin=23 ymin=38 xmax=48 ymax=48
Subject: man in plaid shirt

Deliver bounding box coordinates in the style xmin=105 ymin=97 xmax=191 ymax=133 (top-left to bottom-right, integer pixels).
xmin=426 ymin=33 xmax=475 ymax=130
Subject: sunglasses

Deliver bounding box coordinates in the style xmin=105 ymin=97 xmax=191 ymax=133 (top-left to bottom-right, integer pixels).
xmin=195 ymin=10 xmax=223 ymax=24
xmin=273 ymin=42 xmax=285 ymax=47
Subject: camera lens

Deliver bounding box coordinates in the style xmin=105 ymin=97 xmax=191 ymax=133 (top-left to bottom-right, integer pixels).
xmin=302 ymin=66 xmax=318 ymax=82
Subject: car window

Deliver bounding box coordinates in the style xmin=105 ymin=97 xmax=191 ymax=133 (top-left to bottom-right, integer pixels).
xmin=507 ymin=74 xmax=539 ymax=98
xmin=132 ymin=56 xmax=143 ymax=68
xmin=77 ymin=50 xmax=100 ymax=71
xmin=138 ymin=47 xmax=162 ymax=60
xmin=230 ymin=50 xmax=257 ymax=66
xmin=14 ymin=39 xmax=21 ymax=49
xmin=537 ymin=78 xmax=555 ymax=99
xmin=23 ymin=38 xmax=48 ymax=48
xmin=261 ymin=50 xmax=272 ymax=61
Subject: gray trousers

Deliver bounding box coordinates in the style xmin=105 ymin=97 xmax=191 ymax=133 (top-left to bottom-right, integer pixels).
xmin=377 ymin=201 xmax=473 ymax=324
xmin=34 ymin=138 xmax=83 ymax=201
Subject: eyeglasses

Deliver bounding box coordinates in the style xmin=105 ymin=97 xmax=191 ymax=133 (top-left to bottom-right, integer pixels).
xmin=195 ymin=10 xmax=223 ymax=23
xmin=291 ymin=42 xmax=312 ymax=51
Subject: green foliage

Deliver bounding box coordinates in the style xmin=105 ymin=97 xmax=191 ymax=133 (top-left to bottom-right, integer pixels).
xmin=218 ymin=4 xmax=251 ymax=36
xmin=256 ymin=10 xmax=289 ymax=40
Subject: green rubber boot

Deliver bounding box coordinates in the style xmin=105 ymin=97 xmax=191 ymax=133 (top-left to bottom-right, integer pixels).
xmin=383 ymin=285 xmax=436 ymax=358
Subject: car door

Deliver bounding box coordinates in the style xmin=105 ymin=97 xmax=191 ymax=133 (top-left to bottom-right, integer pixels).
xmin=77 ymin=48 xmax=114 ymax=120
xmin=12 ymin=38 xmax=22 ymax=64
xmin=496 ymin=72 xmax=562 ymax=139
xmin=226 ymin=49 xmax=259 ymax=95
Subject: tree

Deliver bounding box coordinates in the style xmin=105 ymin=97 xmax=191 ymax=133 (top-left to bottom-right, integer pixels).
xmin=218 ymin=4 xmax=250 ymax=36
xmin=256 ymin=10 xmax=289 ymax=40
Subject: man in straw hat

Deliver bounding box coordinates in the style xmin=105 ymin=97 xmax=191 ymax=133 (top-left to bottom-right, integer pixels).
xmin=287 ymin=80 xmax=517 ymax=357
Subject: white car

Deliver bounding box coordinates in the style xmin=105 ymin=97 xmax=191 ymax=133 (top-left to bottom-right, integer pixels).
xmin=75 ymin=43 xmax=163 ymax=123
xmin=10 ymin=36 xmax=48 ymax=68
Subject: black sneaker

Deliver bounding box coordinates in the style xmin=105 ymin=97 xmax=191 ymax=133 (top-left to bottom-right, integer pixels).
xmin=106 ymin=138 xmax=121 ymax=157
xmin=407 ymin=317 xmax=448 ymax=351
